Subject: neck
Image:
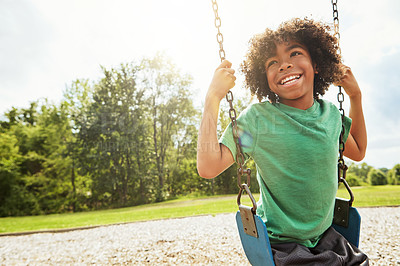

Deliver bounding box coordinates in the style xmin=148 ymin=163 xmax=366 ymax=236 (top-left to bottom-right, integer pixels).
xmin=279 ymin=97 xmax=314 ymax=110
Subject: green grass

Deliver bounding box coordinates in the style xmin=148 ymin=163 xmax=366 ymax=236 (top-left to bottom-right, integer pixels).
xmin=0 ymin=195 xmax=244 ymax=234
xmin=1 ymin=186 xmax=399 ymax=234
xmin=336 ymin=185 xmax=400 ymax=207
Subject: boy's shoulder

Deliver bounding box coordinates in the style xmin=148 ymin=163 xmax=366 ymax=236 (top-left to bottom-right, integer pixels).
xmin=234 ymin=101 xmax=272 ymax=125
xmin=238 ymin=101 xmax=273 ymax=118
xmin=316 ymin=98 xmax=339 ymax=112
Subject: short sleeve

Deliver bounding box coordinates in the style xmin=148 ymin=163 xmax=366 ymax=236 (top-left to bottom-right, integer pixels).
xmin=342 ymin=115 xmax=352 ymax=143
xmin=219 ymin=105 xmax=257 ymax=163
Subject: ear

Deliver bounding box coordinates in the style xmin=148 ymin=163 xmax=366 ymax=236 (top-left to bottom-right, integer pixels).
xmin=313 ymin=63 xmax=318 ymax=74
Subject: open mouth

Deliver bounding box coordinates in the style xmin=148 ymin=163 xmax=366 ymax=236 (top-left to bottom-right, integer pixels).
xmin=280 ymin=74 xmax=301 ymax=85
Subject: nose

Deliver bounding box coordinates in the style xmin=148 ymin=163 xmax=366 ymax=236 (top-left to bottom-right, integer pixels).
xmin=279 ymin=62 xmax=293 ymax=72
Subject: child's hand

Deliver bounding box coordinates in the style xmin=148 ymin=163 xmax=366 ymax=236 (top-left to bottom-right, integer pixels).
xmin=207 ymin=60 xmax=236 ymax=101
xmin=334 ymin=64 xmax=361 ymax=98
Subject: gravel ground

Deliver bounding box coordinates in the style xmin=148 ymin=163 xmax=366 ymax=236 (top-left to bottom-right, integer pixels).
xmin=0 ymin=207 xmax=399 ymax=265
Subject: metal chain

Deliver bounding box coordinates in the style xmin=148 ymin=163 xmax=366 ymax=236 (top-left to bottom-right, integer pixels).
xmin=331 ymin=0 xmax=342 ymax=56
xmin=332 ymin=0 xmax=348 ymax=182
xmin=211 ymin=0 xmax=226 ymax=61
xmin=211 ymin=0 xmax=251 ymax=189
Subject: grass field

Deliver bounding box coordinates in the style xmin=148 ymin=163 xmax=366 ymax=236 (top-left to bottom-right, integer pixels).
xmin=1 ymin=185 xmax=399 ymax=234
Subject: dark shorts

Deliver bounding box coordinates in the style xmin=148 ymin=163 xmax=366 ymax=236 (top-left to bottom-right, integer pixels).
xmin=271 ymin=227 xmax=369 ymax=266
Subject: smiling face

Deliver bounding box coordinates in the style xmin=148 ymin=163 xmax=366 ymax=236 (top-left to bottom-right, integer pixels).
xmin=265 ymin=41 xmax=317 ymax=110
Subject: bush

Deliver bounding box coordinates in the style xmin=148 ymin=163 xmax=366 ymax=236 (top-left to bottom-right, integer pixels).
xmin=388 ymin=164 xmax=400 ymax=185
xmin=368 ymin=169 xmax=388 ymax=185
xmin=345 ymin=173 xmax=361 ymax=187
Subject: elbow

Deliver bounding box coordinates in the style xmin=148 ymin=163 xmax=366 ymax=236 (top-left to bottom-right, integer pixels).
xmin=351 ymin=155 xmax=364 ymax=162
xmin=353 ymin=151 xmax=366 ymax=162
xmin=356 ymin=143 xmax=367 ymax=161
xmin=350 ymin=147 xmax=367 ymax=162
xmin=197 ymin=162 xmax=218 ymax=179
xmin=198 ymin=172 xmax=217 ymax=179
xmin=197 ymin=167 xmax=217 ymax=179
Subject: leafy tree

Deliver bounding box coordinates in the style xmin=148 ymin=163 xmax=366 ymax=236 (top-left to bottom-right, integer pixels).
xmin=18 ymin=102 xmax=74 ymax=213
xmin=167 ymin=158 xmax=212 ymax=197
xmin=79 ymin=63 xmax=152 ymax=207
xmin=0 ymin=53 xmax=211 ymax=216
xmin=0 ymin=132 xmax=41 ymax=216
xmin=0 ymin=101 xmax=74 ymax=215
xmin=63 ymin=79 xmax=94 ymax=211
xmin=0 ymin=107 xmax=19 ymax=132
xmin=379 ymin=167 xmax=389 ymax=176
xmin=347 ymin=162 xmax=373 ymax=182
xmin=388 ymin=164 xmax=400 ymax=185
xmin=368 ymin=168 xmax=387 ymax=186
xmin=138 ymin=53 xmax=197 ymax=201
xmin=345 ymin=172 xmax=361 ymax=187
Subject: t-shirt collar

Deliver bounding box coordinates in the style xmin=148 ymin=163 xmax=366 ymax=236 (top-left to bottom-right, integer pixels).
xmin=273 ymin=99 xmax=319 ymax=115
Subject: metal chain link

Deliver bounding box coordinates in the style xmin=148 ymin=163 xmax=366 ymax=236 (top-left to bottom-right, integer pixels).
xmin=332 ymin=0 xmax=348 ymax=182
xmin=211 ymin=0 xmax=251 ymax=189
xmin=211 ymin=0 xmax=226 ymax=61
xmin=332 ymin=0 xmax=342 ymax=56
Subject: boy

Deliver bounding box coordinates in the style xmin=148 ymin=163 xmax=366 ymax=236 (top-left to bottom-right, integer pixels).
xmin=197 ymin=18 xmax=368 ymax=265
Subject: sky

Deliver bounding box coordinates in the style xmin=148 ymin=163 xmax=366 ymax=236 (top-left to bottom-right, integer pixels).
xmin=1 ymin=0 xmax=399 ymax=169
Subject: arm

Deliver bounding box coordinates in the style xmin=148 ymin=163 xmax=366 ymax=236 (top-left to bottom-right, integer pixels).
xmin=336 ymin=65 xmax=367 ymax=161
xmin=197 ymin=60 xmax=236 ymax=178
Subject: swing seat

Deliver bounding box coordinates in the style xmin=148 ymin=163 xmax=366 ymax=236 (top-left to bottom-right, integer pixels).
xmin=332 ymin=206 xmax=361 ymax=248
xmin=236 ymin=204 xmax=361 ymax=266
xmin=235 ymin=211 xmax=275 ymax=266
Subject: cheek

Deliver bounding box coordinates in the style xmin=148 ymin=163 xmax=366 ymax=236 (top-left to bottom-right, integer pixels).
xmin=266 ymin=72 xmax=277 ymax=92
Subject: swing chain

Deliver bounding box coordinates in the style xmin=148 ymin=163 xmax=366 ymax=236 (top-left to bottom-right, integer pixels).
xmin=337 ymin=85 xmax=348 ymax=181
xmin=211 ymin=0 xmax=251 ymax=189
xmin=331 ymin=0 xmax=342 ymax=56
xmin=332 ymin=0 xmax=348 ymax=182
xmin=211 ymin=0 xmax=226 ymax=61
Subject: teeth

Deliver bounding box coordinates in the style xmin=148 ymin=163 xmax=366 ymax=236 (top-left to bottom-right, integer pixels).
xmin=281 ymin=75 xmax=300 ymax=85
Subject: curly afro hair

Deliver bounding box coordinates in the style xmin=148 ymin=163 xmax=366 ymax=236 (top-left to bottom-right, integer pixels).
xmin=240 ymin=18 xmax=342 ymax=103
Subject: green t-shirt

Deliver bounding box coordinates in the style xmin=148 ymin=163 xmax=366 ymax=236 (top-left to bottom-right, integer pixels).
xmin=220 ymin=99 xmax=351 ymax=248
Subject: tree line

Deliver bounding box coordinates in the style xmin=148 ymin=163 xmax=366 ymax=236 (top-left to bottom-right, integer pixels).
xmin=346 ymin=162 xmax=400 ymax=187
xmin=0 ymin=55 xmax=241 ymax=217
xmin=0 ymin=54 xmax=399 ymax=217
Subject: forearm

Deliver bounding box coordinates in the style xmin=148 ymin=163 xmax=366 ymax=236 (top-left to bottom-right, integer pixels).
xmin=197 ymin=60 xmax=236 ymax=178
xmin=347 ymin=92 xmax=367 ymax=160
xmin=337 ymin=65 xmax=367 ymax=161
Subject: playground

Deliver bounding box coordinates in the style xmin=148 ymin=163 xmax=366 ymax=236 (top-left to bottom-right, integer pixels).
xmin=0 ymin=207 xmax=399 ymax=265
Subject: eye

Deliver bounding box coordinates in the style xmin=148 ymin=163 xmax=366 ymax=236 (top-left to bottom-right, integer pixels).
xmin=291 ymin=51 xmax=302 ymax=57
xmin=267 ymin=60 xmax=278 ymax=68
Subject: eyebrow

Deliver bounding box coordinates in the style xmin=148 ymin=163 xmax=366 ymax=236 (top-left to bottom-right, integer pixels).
xmin=267 ymin=43 xmax=306 ymax=61
xmin=286 ymin=43 xmax=306 ymax=52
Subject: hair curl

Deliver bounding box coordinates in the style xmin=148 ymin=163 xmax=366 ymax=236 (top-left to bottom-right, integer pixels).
xmin=240 ymin=18 xmax=342 ymax=103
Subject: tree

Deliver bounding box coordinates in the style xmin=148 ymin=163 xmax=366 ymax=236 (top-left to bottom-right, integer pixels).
xmin=138 ymin=53 xmax=197 ymax=201
xmin=63 ymin=79 xmax=95 ymax=211
xmin=78 ymin=63 xmax=153 ymax=207
xmin=21 ymin=102 xmax=74 ymax=214
xmin=0 ymin=54 xmax=202 ymax=215
xmin=0 ymin=132 xmax=41 ymax=216
xmin=345 ymin=173 xmax=361 ymax=187
xmin=368 ymin=168 xmax=387 ymax=186
xmin=0 ymin=101 xmax=74 ymax=215
xmin=388 ymin=164 xmax=400 ymax=185
xmin=347 ymin=162 xmax=373 ymax=182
